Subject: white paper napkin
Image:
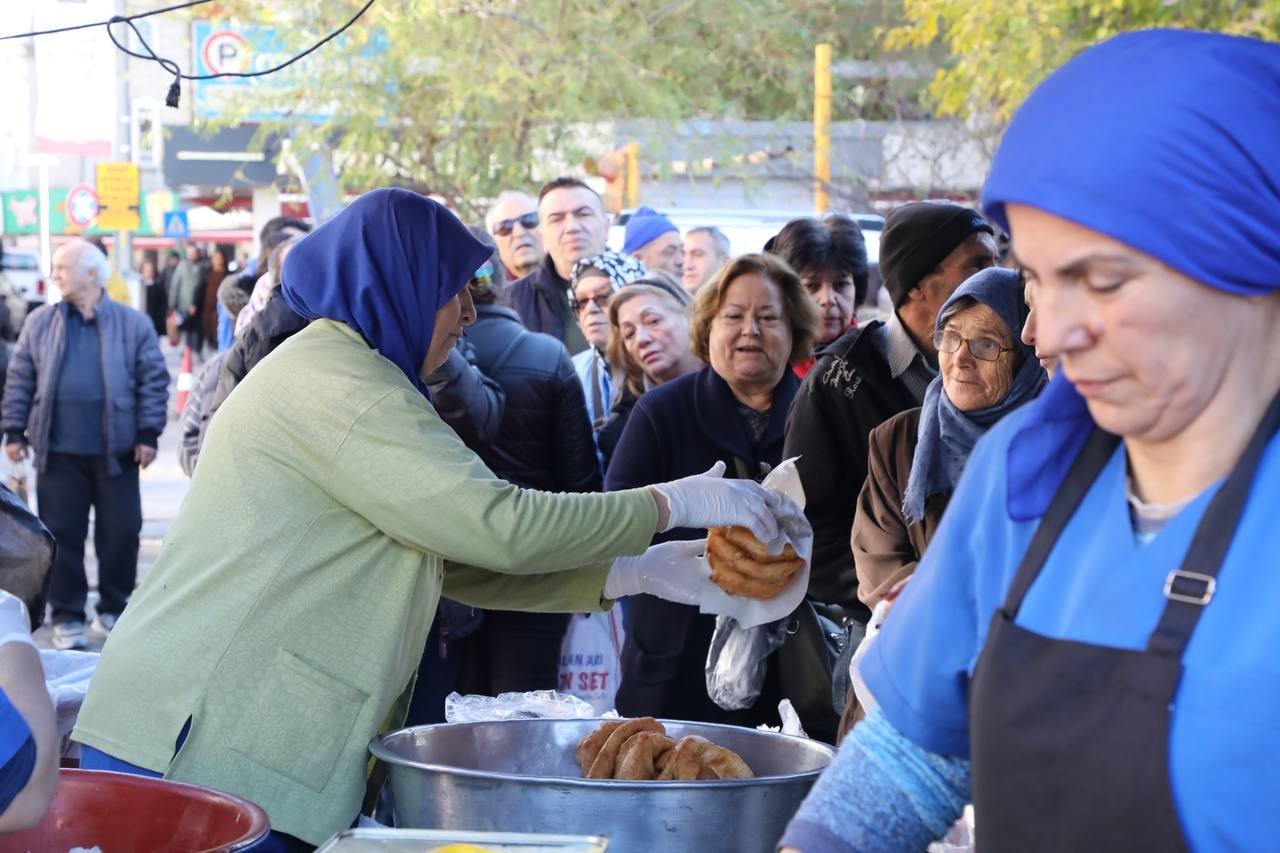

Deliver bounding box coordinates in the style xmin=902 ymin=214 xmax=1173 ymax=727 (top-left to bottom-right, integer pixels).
xmin=697 ymin=457 xmax=813 ymax=628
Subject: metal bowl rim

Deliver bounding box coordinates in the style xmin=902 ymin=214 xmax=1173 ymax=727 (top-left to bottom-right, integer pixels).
xmin=369 ymin=717 xmax=834 ymax=789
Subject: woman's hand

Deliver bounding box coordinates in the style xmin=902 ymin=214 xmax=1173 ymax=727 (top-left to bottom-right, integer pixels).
xmin=604 ymin=540 xmax=715 ymax=605
xmin=648 ymin=461 xmax=786 ymax=542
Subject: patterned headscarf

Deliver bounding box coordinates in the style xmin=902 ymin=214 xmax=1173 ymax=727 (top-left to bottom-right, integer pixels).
xmin=570 ymin=251 xmax=648 ymax=292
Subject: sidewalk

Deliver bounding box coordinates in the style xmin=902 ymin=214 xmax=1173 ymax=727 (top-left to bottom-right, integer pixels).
xmin=32 ymin=339 xmax=194 ymax=651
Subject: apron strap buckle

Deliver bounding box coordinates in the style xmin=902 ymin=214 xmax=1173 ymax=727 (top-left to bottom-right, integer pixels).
xmin=1163 ymin=569 xmax=1216 ymax=606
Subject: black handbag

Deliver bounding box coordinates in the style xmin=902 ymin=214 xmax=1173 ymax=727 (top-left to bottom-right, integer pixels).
xmin=775 ymin=599 xmax=855 ymax=744
xmin=0 ymin=482 xmax=56 ymax=630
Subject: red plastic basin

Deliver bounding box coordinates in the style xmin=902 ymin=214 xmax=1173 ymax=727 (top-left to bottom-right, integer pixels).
xmin=3 ymin=768 xmax=271 ymax=852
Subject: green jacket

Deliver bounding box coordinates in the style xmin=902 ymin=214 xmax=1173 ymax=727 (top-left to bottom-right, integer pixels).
xmin=73 ymin=320 xmax=656 ymax=844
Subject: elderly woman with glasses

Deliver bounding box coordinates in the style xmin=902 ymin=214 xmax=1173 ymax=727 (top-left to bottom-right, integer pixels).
xmin=850 ymin=267 xmax=1045 ymax=608
xmin=567 ymin=251 xmax=648 ymax=436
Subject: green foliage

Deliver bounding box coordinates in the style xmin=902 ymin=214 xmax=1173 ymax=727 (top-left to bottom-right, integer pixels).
xmin=205 ymin=0 xmax=895 ymax=218
xmin=885 ymin=0 xmax=1280 ymax=126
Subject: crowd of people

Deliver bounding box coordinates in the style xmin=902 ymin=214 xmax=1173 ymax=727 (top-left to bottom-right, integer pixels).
xmin=0 ymin=25 xmax=1276 ymax=852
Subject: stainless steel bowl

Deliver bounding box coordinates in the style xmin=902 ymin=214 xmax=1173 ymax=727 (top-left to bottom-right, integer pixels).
xmin=370 ymin=718 xmax=834 ymax=853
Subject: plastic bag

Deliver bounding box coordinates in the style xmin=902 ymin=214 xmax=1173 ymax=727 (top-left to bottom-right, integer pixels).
xmin=40 ymin=649 xmax=99 ymax=755
xmin=444 ymin=689 xmax=597 ymax=723
xmin=849 ymin=598 xmax=892 ymax=715
xmin=556 ymin=610 xmax=625 ymax=714
xmin=705 ymin=614 xmax=788 ymax=710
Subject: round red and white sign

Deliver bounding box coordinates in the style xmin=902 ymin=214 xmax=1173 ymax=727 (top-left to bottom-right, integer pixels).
xmin=65 ymin=183 xmax=99 ymax=228
xmin=202 ymin=30 xmax=250 ymax=75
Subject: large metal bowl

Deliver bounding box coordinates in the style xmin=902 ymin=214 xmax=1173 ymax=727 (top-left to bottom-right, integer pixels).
xmin=370 ymin=718 xmax=834 ymax=853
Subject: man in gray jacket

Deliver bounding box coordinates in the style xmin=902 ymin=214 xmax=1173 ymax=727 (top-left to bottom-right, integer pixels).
xmin=1 ymin=241 xmax=168 ymax=650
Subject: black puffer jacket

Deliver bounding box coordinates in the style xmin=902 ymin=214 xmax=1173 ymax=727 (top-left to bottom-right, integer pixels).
xmin=463 ymin=304 xmax=600 ymax=492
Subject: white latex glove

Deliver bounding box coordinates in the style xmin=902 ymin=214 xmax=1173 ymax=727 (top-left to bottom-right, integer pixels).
xmin=651 ymin=461 xmax=782 ymax=543
xmin=0 ymin=590 xmax=36 ymax=651
xmin=604 ymin=539 xmax=716 ymax=606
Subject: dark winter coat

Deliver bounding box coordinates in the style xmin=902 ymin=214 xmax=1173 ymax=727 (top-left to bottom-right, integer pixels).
xmin=425 ymin=343 xmax=505 ymax=449
xmin=782 ymin=321 xmax=921 ymax=619
xmin=500 ymin=255 xmax=584 ymax=351
xmin=460 ymin=304 xmax=598 ymax=492
xmin=0 ymin=298 xmax=168 ymax=476
xmin=604 ymin=365 xmax=800 ymax=726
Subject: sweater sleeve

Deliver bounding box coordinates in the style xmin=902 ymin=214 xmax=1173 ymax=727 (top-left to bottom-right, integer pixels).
xmin=778 ymin=707 xmax=969 ymax=853
xmin=442 ymin=562 xmax=611 ymax=612
xmin=326 ymin=386 xmax=657 ymax=573
xmin=851 ymin=421 xmax=920 ymax=606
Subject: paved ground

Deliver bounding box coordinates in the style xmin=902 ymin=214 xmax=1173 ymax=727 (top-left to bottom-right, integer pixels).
xmin=30 ymin=339 xmax=195 ymax=651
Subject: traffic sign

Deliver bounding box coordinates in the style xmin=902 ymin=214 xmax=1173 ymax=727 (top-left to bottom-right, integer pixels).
xmin=65 ymin=183 xmax=99 ymax=228
xmin=163 ymin=210 xmax=189 ymax=239
xmin=96 ymin=162 xmax=141 ymax=230
xmin=202 ymin=30 xmax=250 ymax=74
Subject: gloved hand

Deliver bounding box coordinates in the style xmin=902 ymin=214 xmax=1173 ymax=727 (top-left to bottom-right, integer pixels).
xmin=604 ymin=539 xmax=717 ymax=606
xmin=0 ymin=590 xmax=36 ymax=651
xmin=651 ymin=461 xmax=784 ymax=543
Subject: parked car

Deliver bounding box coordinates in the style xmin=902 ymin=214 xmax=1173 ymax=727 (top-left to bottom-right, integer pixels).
xmin=608 ymin=207 xmax=885 ymax=307
xmin=1 ymin=248 xmax=46 ymax=308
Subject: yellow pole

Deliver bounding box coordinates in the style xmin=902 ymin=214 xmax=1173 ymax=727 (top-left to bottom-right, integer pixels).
xmin=626 ymin=141 xmax=641 ymax=208
xmin=814 ymin=43 xmax=832 ymax=213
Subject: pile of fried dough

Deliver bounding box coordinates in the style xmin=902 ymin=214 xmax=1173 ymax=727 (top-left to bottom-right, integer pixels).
xmin=575 ymin=718 xmax=753 ymax=781
xmin=707 ymin=525 xmax=804 ymax=600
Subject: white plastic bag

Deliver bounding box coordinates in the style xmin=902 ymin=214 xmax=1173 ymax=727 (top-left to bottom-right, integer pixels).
xmin=443 ymin=689 xmax=596 ymax=723
xmin=556 ymin=609 xmax=625 ymax=714
xmin=40 ymin=649 xmax=98 ymax=755
xmin=849 ymin=598 xmax=891 ymax=715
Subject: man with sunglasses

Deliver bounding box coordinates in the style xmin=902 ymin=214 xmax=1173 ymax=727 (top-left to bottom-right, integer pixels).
xmin=485 ymin=191 xmax=545 ymax=280
xmin=501 ymin=178 xmax=611 ymax=355
xmin=784 ymin=201 xmax=998 ymax=615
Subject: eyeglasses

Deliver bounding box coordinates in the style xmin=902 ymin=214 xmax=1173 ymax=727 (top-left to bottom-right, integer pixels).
xmin=570 ymin=293 xmax=612 ymax=314
xmin=491 ymin=213 xmax=539 ymax=237
xmin=933 ymin=329 xmax=1014 ymax=361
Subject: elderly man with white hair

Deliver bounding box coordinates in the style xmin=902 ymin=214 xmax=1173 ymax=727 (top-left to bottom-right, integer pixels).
xmin=1 ymin=240 xmax=168 ymax=650
xmin=486 ymin=190 xmax=545 ymax=280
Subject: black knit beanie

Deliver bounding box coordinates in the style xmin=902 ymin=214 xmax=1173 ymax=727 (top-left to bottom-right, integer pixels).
xmin=880 ymin=202 xmax=994 ymax=306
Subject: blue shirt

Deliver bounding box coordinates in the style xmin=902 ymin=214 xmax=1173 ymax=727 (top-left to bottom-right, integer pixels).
xmin=0 ymin=686 xmax=36 ymax=814
xmin=49 ymin=307 xmax=106 ymax=455
xmin=862 ymin=402 xmax=1280 ymax=849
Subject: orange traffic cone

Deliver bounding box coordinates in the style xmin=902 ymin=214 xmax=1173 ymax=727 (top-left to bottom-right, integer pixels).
xmin=175 ymin=345 xmax=194 ymax=414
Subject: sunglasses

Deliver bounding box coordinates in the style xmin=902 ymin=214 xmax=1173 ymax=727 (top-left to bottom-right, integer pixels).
xmin=491 ymin=213 xmax=539 ymax=237
xmin=570 ymin=293 xmax=612 ymax=314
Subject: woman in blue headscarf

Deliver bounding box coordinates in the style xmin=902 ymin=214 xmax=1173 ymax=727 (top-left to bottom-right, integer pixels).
xmin=850 ymin=267 xmax=1044 ymax=608
xmin=70 ymin=189 xmax=803 ymax=849
xmin=781 ymin=29 xmax=1280 ymax=852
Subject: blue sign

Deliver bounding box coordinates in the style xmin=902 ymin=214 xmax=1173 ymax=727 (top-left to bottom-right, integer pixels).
xmin=190 ymin=22 xmax=386 ymax=122
xmin=163 ymin=210 xmax=189 ymax=239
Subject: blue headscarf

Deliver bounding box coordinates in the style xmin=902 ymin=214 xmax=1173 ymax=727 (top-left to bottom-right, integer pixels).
xmin=980 ymin=29 xmax=1280 ymax=519
xmin=903 ymin=268 xmax=1045 ymax=522
xmin=280 ymin=188 xmax=492 ymax=400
